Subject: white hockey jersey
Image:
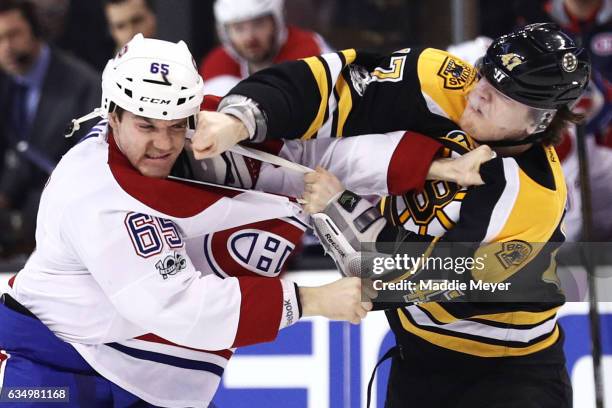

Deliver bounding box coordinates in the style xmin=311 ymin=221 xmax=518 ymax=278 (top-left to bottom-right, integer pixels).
xmin=9 ymin=122 xmax=304 ymax=407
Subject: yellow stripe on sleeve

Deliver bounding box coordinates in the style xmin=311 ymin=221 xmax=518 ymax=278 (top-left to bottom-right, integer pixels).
xmin=339 ymin=48 xmax=357 ymax=65
xmin=334 ymin=75 xmax=352 ymax=137
xmin=301 ymin=57 xmax=329 ymax=140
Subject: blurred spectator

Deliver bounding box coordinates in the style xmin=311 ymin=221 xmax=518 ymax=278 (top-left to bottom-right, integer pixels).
xmin=515 ymin=0 xmax=612 ymax=240
xmin=200 ymin=0 xmax=332 ymax=96
xmin=103 ymin=0 xmax=156 ymax=51
xmin=53 ymin=1 xmax=115 ymax=72
xmin=310 ymin=0 xmax=427 ymax=50
xmin=0 ymin=0 xmax=100 ymax=255
xmin=30 ymin=0 xmax=68 ymax=41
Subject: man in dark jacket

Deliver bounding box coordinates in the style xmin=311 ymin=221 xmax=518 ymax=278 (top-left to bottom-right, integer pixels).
xmin=0 ymin=0 xmax=100 ymax=255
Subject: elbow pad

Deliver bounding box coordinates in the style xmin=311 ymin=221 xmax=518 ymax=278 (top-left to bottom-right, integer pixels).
xmin=218 ymin=95 xmax=268 ymax=142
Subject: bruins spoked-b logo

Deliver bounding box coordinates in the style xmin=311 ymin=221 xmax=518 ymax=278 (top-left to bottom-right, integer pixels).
xmin=495 ymin=241 xmax=532 ymax=269
xmin=156 ymin=252 xmax=187 ymax=279
xmin=561 ymin=52 xmax=578 ymax=72
xmin=437 ymin=57 xmax=475 ymax=90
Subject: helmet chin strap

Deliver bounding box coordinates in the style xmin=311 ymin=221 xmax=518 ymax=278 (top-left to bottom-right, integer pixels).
xmin=64 ymin=108 xmax=107 ymax=138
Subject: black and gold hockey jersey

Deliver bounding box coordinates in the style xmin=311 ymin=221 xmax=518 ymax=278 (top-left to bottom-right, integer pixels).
xmin=231 ymin=48 xmax=568 ymax=360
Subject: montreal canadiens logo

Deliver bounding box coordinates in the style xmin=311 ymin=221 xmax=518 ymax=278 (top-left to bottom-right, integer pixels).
xmin=592 ymin=33 xmax=612 ymax=56
xmin=228 ymin=229 xmax=295 ymax=277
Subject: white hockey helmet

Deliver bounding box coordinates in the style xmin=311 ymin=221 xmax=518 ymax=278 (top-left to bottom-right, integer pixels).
xmin=213 ymin=0 xmax=287 ymax=60
xmin=65 ymin=34 xmax=204 ymax=137
xmin=101 ymin=33 xmax=204 ymax=127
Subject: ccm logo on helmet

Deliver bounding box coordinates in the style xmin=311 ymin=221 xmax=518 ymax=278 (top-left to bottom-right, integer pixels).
xmin=140 ymin=96 xmax=171 ymax=104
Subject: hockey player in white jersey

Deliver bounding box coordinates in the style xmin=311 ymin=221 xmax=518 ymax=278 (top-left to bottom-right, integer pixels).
xmin=0 ymin=34 xmax=372 ymax=408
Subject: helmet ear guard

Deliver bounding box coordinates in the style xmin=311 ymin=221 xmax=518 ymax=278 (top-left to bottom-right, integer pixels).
xmin=66 ymin=34 xmax=204 ymax=137
xmin=526 ymin=108 xmax=556 ymax=134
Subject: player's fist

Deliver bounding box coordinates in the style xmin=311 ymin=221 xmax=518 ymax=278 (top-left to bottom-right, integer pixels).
xmin=191 ymin=111 xmax=249 ymax=159
xmin=299 ymin=277 xmax=376 ymax=324
xmin=427 ymin=145 xmax=495 ymax=187
xmin=303 ymin=166 xmax=345 ymax=214
xmin=455 ymin=145 xmax=495 ymax=187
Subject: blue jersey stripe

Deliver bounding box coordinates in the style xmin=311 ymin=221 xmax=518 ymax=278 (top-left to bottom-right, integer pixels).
xmin=106 ymin=343 xmax=225 ymax=376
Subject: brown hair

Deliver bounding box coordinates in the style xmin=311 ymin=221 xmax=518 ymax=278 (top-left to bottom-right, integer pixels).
xmin=0 ymin=0 xmax=42 ymax=38
xmin=103 ymin=0 xmax=155 ymax=11
xmin=114 ymin=106 xmax=125 ymax=120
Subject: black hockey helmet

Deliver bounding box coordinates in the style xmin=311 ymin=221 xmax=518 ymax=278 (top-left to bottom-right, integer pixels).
xmin=478 ymin=23 xmax=590 ymax=110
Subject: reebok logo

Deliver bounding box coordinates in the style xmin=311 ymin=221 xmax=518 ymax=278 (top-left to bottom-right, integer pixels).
xmin=325 ymin=233 xmax=346 ymax=258
xmin=284 ymin=300 xmax=295 ymax=325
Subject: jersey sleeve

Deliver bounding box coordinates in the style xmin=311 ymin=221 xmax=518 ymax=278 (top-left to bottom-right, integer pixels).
xmin=227 ymin=47 xmax=482 ymax=151
xmin=227 ymin=48 xmax=430 ymax=140
xmin=258 ymin=130 xmax=441 ymax=197
xmin=63 ymin=207 xmax=300 ymax=350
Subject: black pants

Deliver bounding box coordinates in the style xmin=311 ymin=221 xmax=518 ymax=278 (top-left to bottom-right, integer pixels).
xmin=384 ymin=348 xmax=572 ymax=408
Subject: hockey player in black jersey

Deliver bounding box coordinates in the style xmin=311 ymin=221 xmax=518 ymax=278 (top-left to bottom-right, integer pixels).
xmin=191 ymin=23 xmax=590 ymax=408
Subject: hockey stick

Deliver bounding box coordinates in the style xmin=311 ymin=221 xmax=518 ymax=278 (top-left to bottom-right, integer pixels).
xmin=575 ymin=122 xmax=605 ymax=408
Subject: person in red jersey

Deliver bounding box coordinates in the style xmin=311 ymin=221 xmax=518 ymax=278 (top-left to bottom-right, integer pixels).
xmin=199 ymin=0 xmax=332 ymax=96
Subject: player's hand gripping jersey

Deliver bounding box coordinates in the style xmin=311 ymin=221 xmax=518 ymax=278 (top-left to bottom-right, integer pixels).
xmin=229 ymin=48 xmax=568 ymax=360
xmin=8 ymin=121 xmax=306 ymax=407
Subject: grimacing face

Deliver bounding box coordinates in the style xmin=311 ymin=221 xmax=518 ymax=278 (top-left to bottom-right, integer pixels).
xmin=226 ymin=14 xmax=276 ymax=63
xmin=105 ymin=0 xmax=157 ymax=48
xmin=459 ymin=77 xmax=536 ymax=143
xmin=109 ymin=110 xmax=187 ymax=178
xmin=0 ymin=9 xmax=40 ymax=76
